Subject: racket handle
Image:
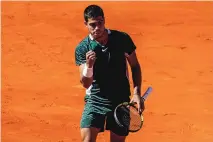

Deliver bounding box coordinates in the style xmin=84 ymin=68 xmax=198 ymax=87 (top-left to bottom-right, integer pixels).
xmin=142 ymin=87 xmax=152 ymax=101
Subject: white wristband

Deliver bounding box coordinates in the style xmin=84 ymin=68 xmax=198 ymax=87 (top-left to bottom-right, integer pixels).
xmin=82 ymin=64 xmax=93 ymax=78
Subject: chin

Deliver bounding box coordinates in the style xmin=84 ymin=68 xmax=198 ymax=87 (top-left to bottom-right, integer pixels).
xmin=93 ymin=34 xmax=101 ymax=39
xmin=93 ymin=32 xmax=104 ymax=39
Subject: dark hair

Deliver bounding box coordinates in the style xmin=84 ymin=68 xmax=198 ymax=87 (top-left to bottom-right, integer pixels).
xmin=84 ymin=5 xmax=104 ymax=22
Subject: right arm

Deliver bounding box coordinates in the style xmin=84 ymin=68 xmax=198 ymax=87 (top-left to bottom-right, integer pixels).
xmin=79 ymin=64 xmax=93 ymax=89
xmin=79 ymin=51 xmax=96 ymax=89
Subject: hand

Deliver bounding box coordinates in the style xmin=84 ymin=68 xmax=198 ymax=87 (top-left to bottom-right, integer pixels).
xmin=86 ymin=50 xmax=96 ymax=68
xmin=130 ymin=94 xmax=145 ymax=114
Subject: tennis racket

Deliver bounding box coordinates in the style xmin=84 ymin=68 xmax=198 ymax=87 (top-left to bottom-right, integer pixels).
xmin=114 ymin=87 xmax=152 ymax=132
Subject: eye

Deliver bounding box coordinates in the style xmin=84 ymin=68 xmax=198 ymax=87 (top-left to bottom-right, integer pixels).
xmin=98 ymin=21 xmax=102 ymax=25
xmin=89 ymin=23 xmax=96 ymax=28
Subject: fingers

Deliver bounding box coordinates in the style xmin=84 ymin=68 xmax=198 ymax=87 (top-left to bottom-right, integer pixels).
xmin=130 ymin=95 xmax=142 ymax=114
xmin=86 ymin=50 xmax=95 ymax=56
xmin=135 ymin=99 xmax=143 ymax=114
xmin=139 ymin=100 xmax=145 ymax=115
xmin=86 ymin=51 xmax=96 ymax=68
xmin=86 ymin=51 xmax=96 ymax=60
xmin=137 ymin=101 xmax=142 ymax=114
xmin=130 ymin=98 xmax=134 ymax=104
xmin=88 ymin=55 xmax=96 ymax=61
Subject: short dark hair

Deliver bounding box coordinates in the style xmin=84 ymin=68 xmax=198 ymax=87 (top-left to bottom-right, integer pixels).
xmin=84 ymin=5 xmax=104 ymax=22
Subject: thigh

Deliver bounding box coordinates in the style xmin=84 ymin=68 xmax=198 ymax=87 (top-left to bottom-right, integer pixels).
xmin=106 ymin=97 xmax=130 ymax=137
xmin=81 ymin=127 xmax=100 ymax=142
xmin=105 ymin=112 xmax=129 ymax=137
xmin=80 ymin=104 xmax=106 ymax=131
xmin=110 ymin=131 xmax=126 ymax=142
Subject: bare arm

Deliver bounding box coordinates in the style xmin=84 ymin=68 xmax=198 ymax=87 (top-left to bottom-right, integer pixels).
xmin=126 ymin=51 xmax=144 ymax=113
xmin=126 ymin=51 xmax=142 ymax=95
xmin=79 ymin=50 xmax=96 ymax=89
xmin=79 ymin=64 xmax=93 ymax=89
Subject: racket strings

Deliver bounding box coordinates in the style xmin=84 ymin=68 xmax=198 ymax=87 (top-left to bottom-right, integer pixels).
xmin=129 ymin=106 xmax=142 ymax=130
xmin=116 ymin=105 xmax=142 ymax=131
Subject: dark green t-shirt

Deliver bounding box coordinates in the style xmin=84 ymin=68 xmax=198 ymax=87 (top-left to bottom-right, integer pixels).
xmin=75 ymin=29 xmax=136 ymax=104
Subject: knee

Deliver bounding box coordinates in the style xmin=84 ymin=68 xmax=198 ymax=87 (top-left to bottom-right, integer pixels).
xmin=81 ymin=127 xmax=100 ymax=142
xmin=81 ymin=135 xmax=92 ymax=142
xmin=81 ymin=130 xmax=92 ymax=142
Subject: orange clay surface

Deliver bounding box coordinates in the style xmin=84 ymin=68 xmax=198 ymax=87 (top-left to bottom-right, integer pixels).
xmin=2 ymin=1 xmax=213 ymax=142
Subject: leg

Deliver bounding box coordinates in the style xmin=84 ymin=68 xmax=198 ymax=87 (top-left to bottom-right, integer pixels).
xmin=80 ymin=101 xmax=106 ymax=142
xmin=106 ymin=112 xmax=129 ymax=142
xmin=81 ymin=127 xmax=100 ymax=142
xmin=110 ymin=131 xmax=126 ymax=142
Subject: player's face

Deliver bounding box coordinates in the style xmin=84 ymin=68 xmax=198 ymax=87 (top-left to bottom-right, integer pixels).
xmin=85 ymin=16 xmax=105 ymax=39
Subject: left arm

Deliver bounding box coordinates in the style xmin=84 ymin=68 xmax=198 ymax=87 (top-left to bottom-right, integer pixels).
xmin=126 ymin=51 xmax=144 ymax=113
xmin=122 ymin=32 xmax=144 ymax=113
xmin=126 ymin=51 xmax=142 ymax=95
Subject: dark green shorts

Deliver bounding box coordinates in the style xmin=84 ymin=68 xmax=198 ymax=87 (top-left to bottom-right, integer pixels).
xmin=80 ymin=96 xmax=130 ymax=136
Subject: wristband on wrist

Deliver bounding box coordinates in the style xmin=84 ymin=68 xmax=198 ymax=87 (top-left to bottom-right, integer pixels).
xmin=82 ymin=64 xmax=93 ymax=78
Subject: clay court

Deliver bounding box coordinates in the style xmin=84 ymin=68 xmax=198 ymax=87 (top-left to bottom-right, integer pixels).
xmin=1 ymin=1 xmax=213 ymax=142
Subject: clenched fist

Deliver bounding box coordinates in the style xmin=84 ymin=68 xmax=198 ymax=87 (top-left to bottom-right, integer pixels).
xmin=86 ymin=50 xmax=96 ymax=68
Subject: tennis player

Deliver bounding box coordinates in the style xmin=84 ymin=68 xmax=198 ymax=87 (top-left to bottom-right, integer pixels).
xmin=75 ymin=4 xmax=145 ymax=142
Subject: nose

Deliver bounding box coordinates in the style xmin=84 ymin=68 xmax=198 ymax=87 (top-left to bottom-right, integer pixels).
xmin=94 ymin=24 xmax=101 ymax=31
xmin=95 ymin=21 xmax=103 ymax=30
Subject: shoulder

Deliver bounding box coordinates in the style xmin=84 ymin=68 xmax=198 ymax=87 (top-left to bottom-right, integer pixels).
xmin=109 ymin=29 xmax=131 ymax=39
xmin=75 ymin=36 xmax=90 ymax=54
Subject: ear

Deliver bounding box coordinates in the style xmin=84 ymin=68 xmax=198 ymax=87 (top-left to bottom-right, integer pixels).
xmin=84 ymin=21 xmax=88 ymax=27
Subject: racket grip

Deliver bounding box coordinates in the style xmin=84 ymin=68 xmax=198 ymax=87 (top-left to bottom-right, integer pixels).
xmin=142 ymin=87 xmax=152 ymax=101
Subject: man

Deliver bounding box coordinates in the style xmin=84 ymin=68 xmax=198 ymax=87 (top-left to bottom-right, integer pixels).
xmin=75 ymin=4 xmax=144 ymax=142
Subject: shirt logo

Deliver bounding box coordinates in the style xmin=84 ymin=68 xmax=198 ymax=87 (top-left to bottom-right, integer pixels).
xmin=102 ymin=48 xmax=108 ymax=52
